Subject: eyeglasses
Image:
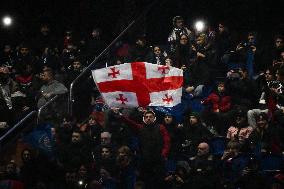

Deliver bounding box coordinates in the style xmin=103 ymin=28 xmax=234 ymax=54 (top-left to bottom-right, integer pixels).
xmin=276 ymin=40 xmax=283 ymax=43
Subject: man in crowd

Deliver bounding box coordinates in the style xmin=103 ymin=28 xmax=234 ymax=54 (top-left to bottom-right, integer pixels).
xmin=113 ymin=108 xmax=170 ymax=189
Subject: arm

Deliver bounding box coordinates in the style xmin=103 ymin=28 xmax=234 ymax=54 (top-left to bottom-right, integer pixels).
xmin=120 ymin=116 xmax=143 ymax=132
xmin=159 ymin=125 xmax=171 ymax=159
xmin=202 ymin=96 xmax=211 ymax=105
xmin=220 ymin=96 xmax=232 ymax=112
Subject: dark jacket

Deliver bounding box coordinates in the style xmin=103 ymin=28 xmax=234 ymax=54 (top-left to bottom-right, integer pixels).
xmin=121 ymin=116 xmax=171 ymax=160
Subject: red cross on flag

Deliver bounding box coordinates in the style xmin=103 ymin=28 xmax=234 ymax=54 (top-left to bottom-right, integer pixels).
xmin=92 ymin=62 xmax=183 ymax=108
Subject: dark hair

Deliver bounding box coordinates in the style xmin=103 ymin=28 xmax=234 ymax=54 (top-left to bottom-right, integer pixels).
xmin=274 ymin=34 xmax=284 ymax=41
xmin=256 ymin=112 xmax=269 ymax=122
xmin=277 ymin=68 xmax=284 ymax=77
xmin=42 ymin=67 xmax=54 ymax=78
xmin=172 ymin=16 xmax=184 ymax=26
xmin=143 ymin=110 xmax=156 ymax=117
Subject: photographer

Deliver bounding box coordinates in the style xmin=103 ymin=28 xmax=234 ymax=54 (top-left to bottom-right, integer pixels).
xmin=235 ymin=32 xmax=265 ymax=77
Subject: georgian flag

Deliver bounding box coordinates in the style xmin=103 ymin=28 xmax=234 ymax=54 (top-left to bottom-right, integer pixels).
xmin=92 ymin=62 xmax=183 ymax=108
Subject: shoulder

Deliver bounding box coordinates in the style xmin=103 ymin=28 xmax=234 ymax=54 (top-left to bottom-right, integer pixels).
xmin=159 ymin=124 xmax=167 ymax=131
xmin=228 ymin=126 xmax=236 ymax=131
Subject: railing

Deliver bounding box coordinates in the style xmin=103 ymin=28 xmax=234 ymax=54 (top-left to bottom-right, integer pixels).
xmin=0 ymin=0 xmax=162 ymax=150
xmin=0 ymin=110 xmax=37 ymax=148
xmin=69 ymin=0 xmax=161 ymax=116
xmin=37 ymin=94 xmax=60 ymax=124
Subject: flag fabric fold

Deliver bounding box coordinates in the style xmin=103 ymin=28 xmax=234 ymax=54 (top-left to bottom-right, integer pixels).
xmin=23 ymin=124 xmax=54 ymax=157
xmin=92 ymin=62 xmax=183 ymax=108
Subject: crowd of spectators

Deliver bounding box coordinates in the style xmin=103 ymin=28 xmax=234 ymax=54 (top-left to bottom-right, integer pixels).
xmin=0 ymin=15 xmax=284 ymax=189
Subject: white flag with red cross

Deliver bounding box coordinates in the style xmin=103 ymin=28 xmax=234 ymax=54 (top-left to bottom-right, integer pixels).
xmin=91 ymin=62 xmax=183 ymax=108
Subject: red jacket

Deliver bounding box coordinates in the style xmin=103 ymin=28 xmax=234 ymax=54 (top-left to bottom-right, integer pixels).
xmin=203 ymin=92 xmax=232 ymax=112
xmin=121 ymin=116 xmax=171 ymax=159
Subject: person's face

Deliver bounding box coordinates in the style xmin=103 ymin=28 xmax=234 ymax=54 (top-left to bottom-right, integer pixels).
xmin=180 ymin=35 xmax=188 ymax=45
xmin=65 ymin=32 xmax=72 ymax=40
xmin=71 ymin=132 xmax=81 ymax=143
xmin=20 ymin=47 xmax=29 ymax=56
xmin=0 ymin=66 xmax=9 ymax=74
xmin=165 ymin=58 xmax=173 ymax=66
xmin=280 ymin=51 xmax=284 ymax=60
xmin=196 ymin=37 xmax=204 ymax=45
xmin=79 ymin=165 xmax=87 ymax=177
xmin=175 ymin=19 xmax=184 ymax=28
xmin=6 ymin=163 xmax=15 ymax=174
xmin=116 ymin=59 xmax=122 ymax=65
xmin=41 ymin=25 xmax=50 ymax=35
xmin=218 ymin=24 xmax=225 ymax=33
xmin=51 ymin=128 xmax=56 ymax=137
xmin=143 ymin=113 xmax=155 ymax=125
xmin=189 ymin=116 xmax=198 ymax=125
xmin=92 ymin=30 xmax=100 ymax=38
xmin=256 ymin=116 xmax=268 ymax=129
xmin=40 ymin=71 xmax=50 ymax=82
xmin=265 ymin=70 xmax=273 ymax=81
xmin=218 ymin=84 xmax=225 ymax=93
xmin=275 ymin=70 xmax=284 ymax=81
xmin=228 ymin=145 xmax=239 ymax=156
xmin=239 ymin=69 xmax=247 ymax=79
xmin=73 ymin=61 xmax=81 ymax=70
xmin=4 ymin=45 xmax=11 ymax=53
xmin=136 ymin=39 xmax=144 ymax=46
xmin=101 ymin=147 xmax=111 ymax=159
xmin=22 ymin=150 xmax=31 ymax=162
xmin=248 ymin=35 xmax=255 ymax=44
xmin=153 ymin=47 xmax=161 ymax=56
xmin=197 ymin=143 xmax=209 ymax=156
xmin=118 ymin=149 xmax=127 ymax=157
xmin=236 ymin=115 xmax=246 ymax=126
xmin=88 ymin=117 xmax=96 ymax=126
xmin=164 ymin=115 xmax=173 ymax=125
xmin=275 ymin=38 xmax=283 ymax=48
xmin=100 ymin=133 xmax=111 ymax=145
xmin=100 ymin=168 xmax=110 ymax=180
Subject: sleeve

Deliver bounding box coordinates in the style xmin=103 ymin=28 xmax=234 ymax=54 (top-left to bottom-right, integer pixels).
xmin=245 ymin=127 xmax=254 ymax=138
xmin=52 ymin=82 xmax=68 ymax=95
xmin=202 ymin=95 xmax=211 ymax=105
xmin=226 ymin=127 xmax=233 ymax=139
xmin=120 ymin=116 xmax=143 ymax=132
xmin=159 ymin=125 xmax=171 ymax=158
xmin=220 ymin=96 xmax=232 ymax=112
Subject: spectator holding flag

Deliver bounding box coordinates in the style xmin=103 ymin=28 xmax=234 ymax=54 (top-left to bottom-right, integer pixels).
xmin=113 ymin=108 xmax=170 ymax=189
